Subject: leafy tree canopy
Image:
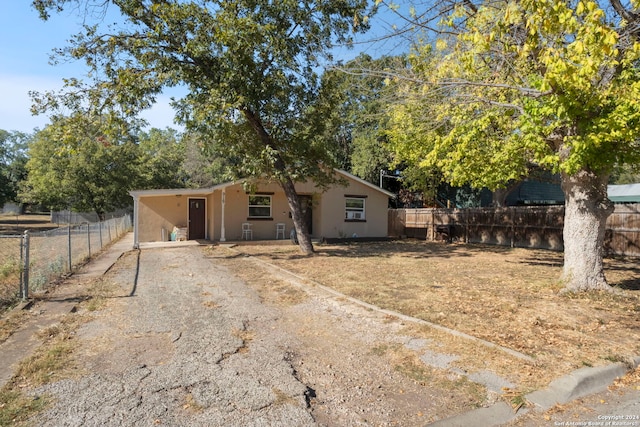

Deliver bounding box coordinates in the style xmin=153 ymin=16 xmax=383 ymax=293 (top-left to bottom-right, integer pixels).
xmin=20 ymin=114 xmax=143 ymax=218
xmin=0 ymin=130 xmax=30 ymax=207
xmin=323 ymin=54 xmax=406 ymax=184
xmin=388 ymin=0 xmax=640 ymax=188
xmin=137 ymin=127 xmax=188 ymax=189
xmin=33 ymin=0 xmax=376 ymax=254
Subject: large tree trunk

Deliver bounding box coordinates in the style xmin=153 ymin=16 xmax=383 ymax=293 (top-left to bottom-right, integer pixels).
xmin=240 ymin=107 xmax=314 ymax=255
xmin=279 ymin=176 xmax=314 ymax=255
xmin=560 ymin=170 xmax=613 ymax=291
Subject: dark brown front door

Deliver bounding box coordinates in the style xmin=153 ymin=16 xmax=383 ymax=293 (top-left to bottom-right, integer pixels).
xmin=188 ymin=198 xmax=206 ymax=240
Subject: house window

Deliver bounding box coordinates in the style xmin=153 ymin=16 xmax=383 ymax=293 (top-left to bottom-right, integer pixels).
xmin=248 ymin=195 xmax=272 ymax=218
xmin=345 ymin=197 xmax=366 ymax=221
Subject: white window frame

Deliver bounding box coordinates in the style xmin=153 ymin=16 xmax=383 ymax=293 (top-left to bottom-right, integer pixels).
xmin=248 ymin=195 xmax=272 ymax=218
xmin=345 ymin=197 xmax=366 ymax=221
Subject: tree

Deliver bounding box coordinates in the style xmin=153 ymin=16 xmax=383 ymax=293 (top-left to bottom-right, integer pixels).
xmin=137 ymin=128 xmax=188 ymax=189
xmin=34 ymin=0 xmax=374 ymax=255
xmin=21 ymin=114 xmax=143 ymax=219
xmin=0 ymin=130 xmax=30 ymax=208
xmin=386 ymin=0 xmax=640 ymax=291
xmin=181 ymin=131 xmax=241 ymax=188
xmin=324 ymin=54 xmax=404 ymax=184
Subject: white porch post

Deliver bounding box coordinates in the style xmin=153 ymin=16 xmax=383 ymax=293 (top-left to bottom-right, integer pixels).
xmin=132 ymin=194 xmax=140 ymax=249
xmin=220 ymin=189 xmax=226 ymax=242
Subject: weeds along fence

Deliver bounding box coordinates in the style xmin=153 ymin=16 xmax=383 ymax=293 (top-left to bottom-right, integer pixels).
xmin=0 ymin=214 xmax=132 ymax=307
xmin=388 ymin=203 xmax=640 ymax=257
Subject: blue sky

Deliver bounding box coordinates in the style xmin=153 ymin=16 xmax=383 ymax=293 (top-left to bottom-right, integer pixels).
xmin=0 ymin=2 xmax=409 ymax=134
xmin=0 ymin=3 xmax=179 ymax=133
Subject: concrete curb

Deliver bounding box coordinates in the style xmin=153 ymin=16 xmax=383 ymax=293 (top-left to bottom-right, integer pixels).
xmin=427 ymin=356 xmax=640 ymax=426
xmin=16 ymin=299 xmax=34 ymax=311
xmin=526 ymin=357 xmax=640 ymax=409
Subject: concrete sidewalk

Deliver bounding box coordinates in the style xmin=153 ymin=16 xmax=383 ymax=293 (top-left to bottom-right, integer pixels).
xmin=0 ymin=232 xmax=135 ymax=389
xmin=428 ymin=356 xmax=640 ymax=426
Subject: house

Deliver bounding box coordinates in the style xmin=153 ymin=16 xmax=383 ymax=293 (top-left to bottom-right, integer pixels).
xmin=129 ymin=169 xmax=395 ymax=248
xmin=503 ymin=179 xmax=565 ymax=206
xmin=608 ymin=183 xmax=640 ymax=203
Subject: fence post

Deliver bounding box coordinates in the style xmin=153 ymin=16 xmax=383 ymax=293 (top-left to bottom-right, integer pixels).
xmin=68 ymin=225 xmax=72 ymax=273
xmin=19 ymin=233 xmax=24 ymax=299
xmin=510 ymin=208 xmax=515 ymax=248
xmin=99 ymin=221 xmax=103 ymax=250
xmin=87 ymin=223 xmax=91 ymax=258
xmin=430 ymin=210 xmax=435 ymax=241
xmin=22 ymin=231 xmax=30 ymax=300
xmin=465 ymin=209 xmax=469 ymax=243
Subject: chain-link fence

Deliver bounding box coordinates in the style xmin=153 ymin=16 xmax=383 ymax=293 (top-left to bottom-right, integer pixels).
xmin=0 ymin=214 xmax=131 ymax=309
xmin=0 ymin=235 xmax=23 ymax=308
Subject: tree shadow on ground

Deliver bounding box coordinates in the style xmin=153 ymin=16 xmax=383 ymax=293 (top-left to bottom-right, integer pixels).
xmin=241 ymin=239 xmax=526 ymax=262
xmin=605 ymin=257 xmax=640 ymax=291
xmin=518 ymin=251 xmax=563 ymax=268
xmin=614 ymin=279 xmax=640 ymax=291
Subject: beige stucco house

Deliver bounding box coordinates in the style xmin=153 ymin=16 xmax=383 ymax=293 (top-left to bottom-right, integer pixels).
xmin=129 ymin=170 xmax=394 ymax=247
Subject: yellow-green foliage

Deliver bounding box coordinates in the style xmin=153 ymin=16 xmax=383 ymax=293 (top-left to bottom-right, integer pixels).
xmin=388 ymin=0 xmax=640 ymax=187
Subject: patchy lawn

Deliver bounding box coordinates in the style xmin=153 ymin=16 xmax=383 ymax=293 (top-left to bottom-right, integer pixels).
xmin=231 ymin=240 xmax=640 ymax=391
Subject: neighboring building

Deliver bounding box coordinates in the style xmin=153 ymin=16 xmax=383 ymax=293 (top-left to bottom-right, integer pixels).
xmin=608 ymin=183 xmax=640 ymax=203
xmin=504 ymin=179 xmax=565 ymax=206
xmin=129 ymin=170 xmax=395 ymax=247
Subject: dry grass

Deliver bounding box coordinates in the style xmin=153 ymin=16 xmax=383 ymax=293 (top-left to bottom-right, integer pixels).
xmin=0 ymin=316 xmax=82 ymax=426
xmin=0 ymin=214 xmax=62 ymax=312
xmin=13 ymin=316 xmax=84 ymax=389
xmin=230 ymin=240 xmax=640 ymax=390
xmin=0 ymin=214 xmax=60 ymax=236
xmin=205 ymin=247 xmax=308 ymax=307
xmin=0 ymin=309 xmax=29 ymax=345
xmin=0 ymin=240 xmax=22 ymax=312
xmin=372 ymin=342 xmax=486 ymax=405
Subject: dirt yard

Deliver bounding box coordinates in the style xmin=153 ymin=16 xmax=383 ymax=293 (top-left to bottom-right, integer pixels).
xmin=228 ymin=240 xmax=640 ymax=392
xmin=0 ymin=214 xmax=59 ymax=235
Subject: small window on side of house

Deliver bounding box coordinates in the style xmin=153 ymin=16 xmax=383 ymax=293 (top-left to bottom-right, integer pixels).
xmin=345 ymin=197 xmax=365 ymax=220
xmin=248 ymin=195 xmax=272 ymax=218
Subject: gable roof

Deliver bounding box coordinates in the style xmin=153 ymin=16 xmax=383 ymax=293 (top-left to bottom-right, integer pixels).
xmin=129 ymin=170 xmax=395 ymax=199
xmin=334 ymin=169 xmax=396 ymax=198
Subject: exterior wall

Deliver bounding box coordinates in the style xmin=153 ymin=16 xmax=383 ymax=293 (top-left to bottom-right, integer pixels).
xmin=137 ymin=193 xmax=212 ymax=242
xmin=209 ymin=179 xmax=389 ymax=240
xmin=136 ymin=173 xmax=391 ymax=243
xmin=213 ymin=182 xmax=302 ymax=241
xmin=315 ymin=179 xmax=389 ymax=239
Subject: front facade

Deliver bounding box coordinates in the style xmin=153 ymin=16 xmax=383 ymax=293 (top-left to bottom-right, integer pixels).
xmin=129 ymin=170 xmax=394 ymax=247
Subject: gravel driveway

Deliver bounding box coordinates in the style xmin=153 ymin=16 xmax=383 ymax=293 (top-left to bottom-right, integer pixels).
xmin=28 ymin=245 xmax=481 ymax=426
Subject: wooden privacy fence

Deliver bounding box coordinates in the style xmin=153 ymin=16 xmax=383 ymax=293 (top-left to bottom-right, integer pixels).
xmin=388 ymin=204 xmax=640 ymax=257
